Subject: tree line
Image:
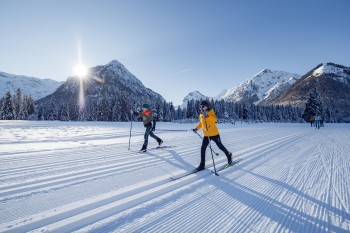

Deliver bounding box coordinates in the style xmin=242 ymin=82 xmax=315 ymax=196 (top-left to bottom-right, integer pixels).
xmin=0 ymin=89 xmax=35 ymax=120
xmin=0 ymin=88 xmax=341 ymax=123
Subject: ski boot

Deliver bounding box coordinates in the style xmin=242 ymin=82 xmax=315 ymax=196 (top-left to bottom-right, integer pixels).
xmin=227 ymin=152 xmax=233 ymax=165
xmin=140 ymin=145 xmax=147 ymax=152
xmin=194 ymin=161 xmax=205 ymax=172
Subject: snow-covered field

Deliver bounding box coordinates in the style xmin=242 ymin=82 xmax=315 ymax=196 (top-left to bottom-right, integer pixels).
xmin=0 ymin=121 xmax=349 ymax=233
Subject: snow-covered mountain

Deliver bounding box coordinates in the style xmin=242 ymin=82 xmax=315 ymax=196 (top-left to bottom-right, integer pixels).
xmin=37 ymin=60 xmax=166 ymax=120
xmin=221 ymin=69 xmax=301 ymax=105
xmin=216 ymin=88 xmax=228 ymax=100
xmin=180 ymin=91 xmax=208 ymax=108
xmin=312 ymin=62 xmax=350 ymax=83
xmin=179 ymin=89 xmax=228 ymax=109
xmin=271 ymin=63 xmax=350 ymax=121
xmin=0 ymin=71 xmax=63 ymax=100
xmin=180 ymin=69 xmax=301 ymax=108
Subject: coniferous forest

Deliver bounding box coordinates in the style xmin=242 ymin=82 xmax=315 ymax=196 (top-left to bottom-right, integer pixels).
xmin=1 ymin=87 xmax=344 ymax=123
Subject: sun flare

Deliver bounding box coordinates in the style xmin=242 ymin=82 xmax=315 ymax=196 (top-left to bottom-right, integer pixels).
xmin=74 ymin=64 xmax=88 ymax=77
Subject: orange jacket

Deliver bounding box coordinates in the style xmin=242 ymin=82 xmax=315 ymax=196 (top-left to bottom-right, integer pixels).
xmin=195 ymin=109 xmax=219 ymax=136
xmin=138 ymin=109 xmax=154 ymax=126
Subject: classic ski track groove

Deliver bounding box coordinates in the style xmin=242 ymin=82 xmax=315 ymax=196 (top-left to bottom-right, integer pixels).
xmin=0 ymin=129 xmax=316 ymax=232
xmin=0 ymin=130 xmax=310 ymax=200
xmin=0 ymin=129 xmax=286 ymax=181
xmin=1 ymin=125 xmax=349 ymax=233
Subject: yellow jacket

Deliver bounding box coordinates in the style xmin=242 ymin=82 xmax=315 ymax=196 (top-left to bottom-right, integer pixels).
xmin=195 ymin=109 xmax=219 ymax=136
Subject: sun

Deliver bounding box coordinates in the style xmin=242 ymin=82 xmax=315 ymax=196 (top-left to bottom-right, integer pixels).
xmin=74 ymin=64 xmax=88 ymax=77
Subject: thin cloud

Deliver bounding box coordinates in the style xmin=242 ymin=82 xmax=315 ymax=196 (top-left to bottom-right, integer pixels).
xmin=173 ymin=68 xmax=192 ymax=76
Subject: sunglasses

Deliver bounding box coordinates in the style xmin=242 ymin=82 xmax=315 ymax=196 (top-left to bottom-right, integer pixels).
xmin=200 ymin=105 xmax=208 ymax=109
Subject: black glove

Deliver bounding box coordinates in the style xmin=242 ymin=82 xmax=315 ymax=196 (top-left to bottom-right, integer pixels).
xmin=192 ymin=128 xmax=197 ymax=133
xmin=152 ymin=126 xmax=156 ymax=131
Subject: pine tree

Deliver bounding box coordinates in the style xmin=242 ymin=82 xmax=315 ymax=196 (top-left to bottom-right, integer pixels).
xmin=78 ymin=104 xmax=88 ymax=121
xmin=1 ymin=91 xmax=14 ymax=120
xmin=241 ymin=104 xmax=248 ymax=121
xmin=26 ymin=94 xmax=35 ymax=116
xmin=59 ymin=102 xmax=70 ymax=121
xmin=97 ymin=95 xmax=111 ymax=121
xmin=13 ymin=88 xmax=22 ymax=120
xmin=45 ymin=95 xmax=57 ymax=120
xmin=38 ymin=103 xmax=44 ymax=120
xmin=113 ymin=92 xmax=128 ymax=121
xmin=186 ymin=100 xmax=196 ymax=119
xmin=169 ymin=102 xmax=175 ymax=122
xmin=302 ymin=89 xmax=323 ymax=122
xmin=18 ymin=95 xmax=28 ymax=120
xmin=162 ymin=101 xmax=170 ymax=122
xmin=175 ymin=106 xmax=182 ymax=120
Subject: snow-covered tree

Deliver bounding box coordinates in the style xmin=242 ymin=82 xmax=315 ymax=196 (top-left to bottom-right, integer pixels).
xmin=26 ymin=94 xmax=35 ymax=116
xmin=97 ymin=95 xmax=111 ymax=121
xmin=45 ymin=95 xmax=57 ymax=120
xmin=18 ymin=95 xmax=28 ymax=120
xmin=59 ymin=102 xmax=70 ymax=121
xmin=1 ymin=91 xmax=14 ymax=120
xmin=302 ymin=89 xmax=323 ymax=122
xmin=113 ymin=92 xmax=128 ymax=121
xmin=38 ymin=103 xmax=44 ymax=120
xmin=13 ymin=88 xmax=22 ymax=120
xmin=162 ymin=101 xmax=171 ymax=121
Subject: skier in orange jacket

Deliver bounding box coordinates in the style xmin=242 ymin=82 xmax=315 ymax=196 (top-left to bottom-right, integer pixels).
xmin=132 ymin=104 xmax=163 ymax=152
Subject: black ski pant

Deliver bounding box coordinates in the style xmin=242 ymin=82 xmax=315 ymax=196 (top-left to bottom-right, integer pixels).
xmin=143 ymin=123 xmax=161 ymax=147
xmin=201 ymin=134 xmax=230 ymax=163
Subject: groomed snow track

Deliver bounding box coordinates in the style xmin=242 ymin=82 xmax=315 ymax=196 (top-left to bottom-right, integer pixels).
xmin=0 ymin=122 xmax=349 ymax=233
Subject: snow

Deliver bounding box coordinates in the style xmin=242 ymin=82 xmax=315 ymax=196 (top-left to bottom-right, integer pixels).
xmin=0 ymin=72 xmax=63 ymax=100
xmin=103 ymin=60 xmax=144 ymax=86
xmin=222 ymin=69 xmax=301 ymax=104
xmin=312 ymin=63 xmax=350 ymax=83
xmin=180 ymin=91 xmax=208 ymax=108
xmin=0 ymin=121 xmax=349 ymax=232
xmin=313 ymin=64 xmax=341 ymax=76
xmin=179 ymin=89 xmax=228 ymax=109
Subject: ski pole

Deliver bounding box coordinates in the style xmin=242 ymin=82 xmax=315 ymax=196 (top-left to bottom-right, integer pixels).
xmin=128 ymin=111 xmax=133 ymax=150
xmin=193 ymin=130 xmax=219 ymax=174
xmin=203 ymin=119 xmax=219 ymax=176
xmin=157 ymin=129 xmax=189 ymax=132
xmin=208 ymin=136 xmax=219 ymax=176
xmin=193 ymin=130 xmax=219 ymax=156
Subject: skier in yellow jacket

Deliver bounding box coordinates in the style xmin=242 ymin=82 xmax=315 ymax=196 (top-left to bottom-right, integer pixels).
xmin=192 ymin=100 xmax=232 ymax=171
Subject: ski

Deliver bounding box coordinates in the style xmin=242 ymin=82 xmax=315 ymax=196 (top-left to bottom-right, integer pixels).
xmin=213 ymin=158 xmax=243 ymax=173
xmin=170 ymin=168 xmax=205 ymax=181
xmin=171 ymin=159 xmax=243 ymax=180
xmin=135 ymin=145 xmax=176 ymax=153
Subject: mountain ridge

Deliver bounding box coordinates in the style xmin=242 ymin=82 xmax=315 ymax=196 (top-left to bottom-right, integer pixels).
xmin=270 ymin=62 xmax=350 ymax=121
xmin=180 ymin=69 xmax=301 ymax=107
xmin=2 ymin=60 xmax=349 ymax=122
xmin=0 ymin=71 xmax=63 ymax=100
xmin=35 ymin=59 xmax=166 ymax=120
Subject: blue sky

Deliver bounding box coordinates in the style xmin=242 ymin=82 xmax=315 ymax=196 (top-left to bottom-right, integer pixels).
xmin=1 ymin=0 xmax=349 ymax=105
